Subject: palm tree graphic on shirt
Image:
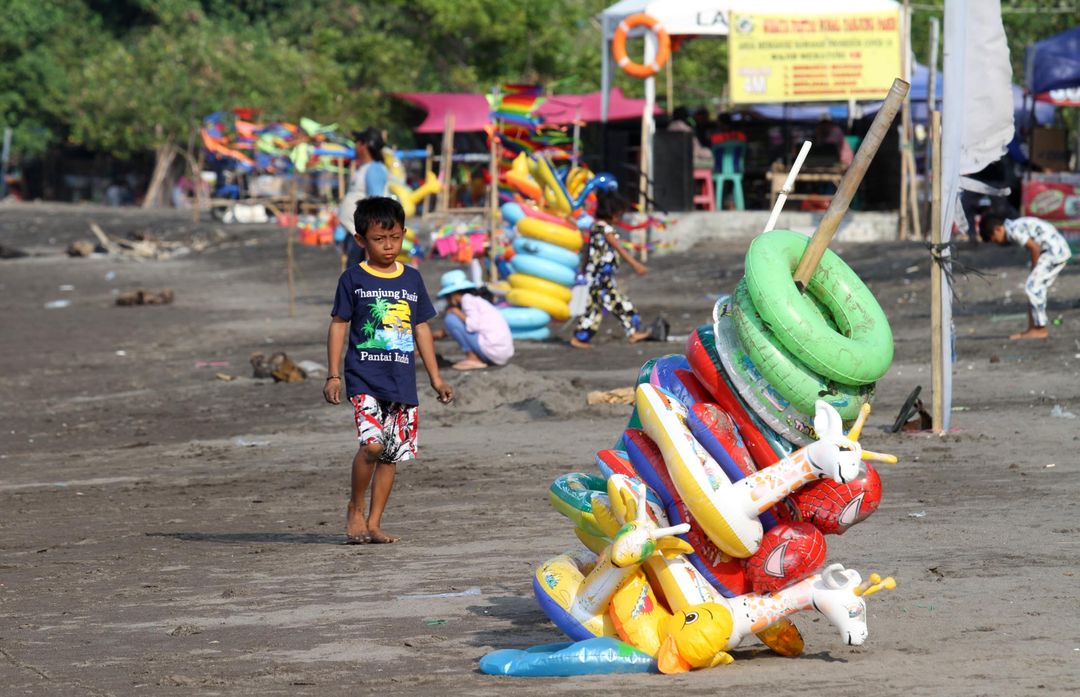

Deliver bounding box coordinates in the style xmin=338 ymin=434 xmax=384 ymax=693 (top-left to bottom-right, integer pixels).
xmin=356 ymin=297 xmax=413 ymax=351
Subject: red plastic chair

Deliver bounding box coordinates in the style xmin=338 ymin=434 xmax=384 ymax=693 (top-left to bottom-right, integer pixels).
xmin=692 ymin=168 xmax=715 ymax=211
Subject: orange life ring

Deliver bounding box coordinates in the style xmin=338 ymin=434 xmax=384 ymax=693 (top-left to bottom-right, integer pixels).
xmin=612 ymin=13 xmax=671 ymax=79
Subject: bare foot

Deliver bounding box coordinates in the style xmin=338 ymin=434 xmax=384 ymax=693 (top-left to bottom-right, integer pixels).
xmin=368 ymin=527 xmax=399 ymax=544
xmin=627 ymin=330 xmax=652 ymax=344
xmin=569 ymin=338 xmax=593 ymax=349
xmin=346 ymin=502 xmax=370 ymax=543
xmin=452 ymin=358 xmax=487 ymax=370
xmin=1010 ymin=327 xmax=1049 ymax=340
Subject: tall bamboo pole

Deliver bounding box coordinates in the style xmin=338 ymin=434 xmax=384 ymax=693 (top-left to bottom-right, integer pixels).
xmin=924 ymin=17 xmax=940 ymax=229
xmin=437 ymin=113 xmax=454 ymax=213
xmin=487 ymin=133 xmax=500 ymax=283
xmin=898 ymin=0 xmax=913 ymax=241
xmin=930 ymin=111 xmax=943 ymax=431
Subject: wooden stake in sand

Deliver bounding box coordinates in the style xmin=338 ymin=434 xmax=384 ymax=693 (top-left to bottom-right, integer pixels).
xmin=287 ymin=177 xmax=297 ymax=318
xmin=930 ymin=111 xmax=944 ymax=432
xmin=792 ymin=78 xmax=910 ymax=291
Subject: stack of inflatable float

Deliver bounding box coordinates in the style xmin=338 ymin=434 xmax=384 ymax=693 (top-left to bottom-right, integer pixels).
xmin=485 ymin=85 xmax=593 ymax=341
xmin=481 ymin=229 xmax=898 ymax=676
xmin=494 ymin=153 xmax=633 ymax=340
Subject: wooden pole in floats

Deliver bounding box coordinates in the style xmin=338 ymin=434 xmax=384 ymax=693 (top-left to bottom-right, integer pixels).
xmin=930 ymin=111 xmax=944 ymax=432
xmin=487 ymin=131 xmax=500 ymax=283
xmin=792 ymin=78 xmax=910 ymax=291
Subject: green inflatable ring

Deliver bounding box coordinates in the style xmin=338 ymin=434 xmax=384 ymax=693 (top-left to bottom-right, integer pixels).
xmin=713 ymin=302 xmax=817 ymax=446
xmin=744 ymin=230 xmax=893 ymax=385
xmin=731 ymin=281 xmax=873 ymax=421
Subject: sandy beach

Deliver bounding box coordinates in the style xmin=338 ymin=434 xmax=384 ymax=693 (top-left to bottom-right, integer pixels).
xmin=2 ymin=203 xmax=1078 ymax=696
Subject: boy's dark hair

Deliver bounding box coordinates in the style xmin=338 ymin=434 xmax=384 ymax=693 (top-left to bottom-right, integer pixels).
xmin=595 ymin=188 xmax=629 ymax=222
xmin=354 ymin=196 xmax=405 ymax=237
xmin=979 ymin=214 xmax=1005 ymax=243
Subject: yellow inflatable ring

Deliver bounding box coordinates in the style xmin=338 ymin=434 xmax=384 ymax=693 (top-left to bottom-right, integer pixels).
xmin=508 ymin=289 xmax=571 ymax=321
xmin=508 ymin=273 xmax=572 ymax=303
xmin=612 ymin=13 xmax=671 ymax=80
xmin=517 ymin=217 xmax=582 ymax=252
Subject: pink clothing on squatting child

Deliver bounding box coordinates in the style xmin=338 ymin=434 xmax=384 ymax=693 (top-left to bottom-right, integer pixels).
xmin=460 ymin=293 xmax=514 ymax=365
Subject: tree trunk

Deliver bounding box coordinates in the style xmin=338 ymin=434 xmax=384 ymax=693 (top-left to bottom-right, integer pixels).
xmin=142 ymin=140 xmax=177 ymax=209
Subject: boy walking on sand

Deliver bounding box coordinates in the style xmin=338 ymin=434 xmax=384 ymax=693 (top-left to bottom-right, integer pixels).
xmin=324 ymin=197 xmax=453 ymax=543
xmin=980 ymin=214 xmax=1072 ymax=340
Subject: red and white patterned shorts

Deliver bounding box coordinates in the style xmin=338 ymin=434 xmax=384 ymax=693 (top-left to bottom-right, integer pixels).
xmin=350 ymin=394 xmax=419 ymax=463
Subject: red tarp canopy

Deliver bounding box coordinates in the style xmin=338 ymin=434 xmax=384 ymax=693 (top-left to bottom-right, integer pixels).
xmin=395 ymin=88 xmax=658 ymax=133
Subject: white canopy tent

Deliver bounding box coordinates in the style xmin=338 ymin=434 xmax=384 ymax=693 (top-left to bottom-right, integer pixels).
xmin=599 ymin=0 xmax=902 ymax=121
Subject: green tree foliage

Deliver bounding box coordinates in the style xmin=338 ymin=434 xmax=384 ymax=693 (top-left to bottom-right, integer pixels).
xmin=0 ymin=0 xmax=1074 ymax=163
xmin=0 ymin=1 xmax=105 ymax=157
xmin=68 ymin=12 xmax=346 ymax=157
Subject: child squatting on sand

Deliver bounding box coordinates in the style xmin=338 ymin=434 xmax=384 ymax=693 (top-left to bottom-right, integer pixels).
xmin=324 ymin=197 xmax=454 ymax=544
xmin=979 ymin=214 xmax=1073 ymax=340
xmin=431 ymin=269 xmax=514 ymax=371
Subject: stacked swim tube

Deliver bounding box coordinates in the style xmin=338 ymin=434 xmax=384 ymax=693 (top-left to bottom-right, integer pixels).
xmin=480 ymin=229 xmax=898 ymax=676
xmin=497 ymin=200 xmax=584 ymax=341
xmin=493 ymin=154 xmax=622 ymax=342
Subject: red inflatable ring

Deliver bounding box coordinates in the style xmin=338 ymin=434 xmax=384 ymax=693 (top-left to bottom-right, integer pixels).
xmin=612 ymin=13 xmax=671 ymax=79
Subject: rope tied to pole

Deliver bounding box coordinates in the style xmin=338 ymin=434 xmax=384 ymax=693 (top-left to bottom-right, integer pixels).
xmin=922 ymin=240 xmax=991 ymax=306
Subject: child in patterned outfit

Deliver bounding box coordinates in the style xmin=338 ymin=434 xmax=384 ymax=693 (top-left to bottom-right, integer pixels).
xmin=980 ymin=214 xmax=1072 ymax=340
xmin=571 ymin=189 xmax=652 ymax=348
xmin=324 ymin=197 xmax=454 ymax=543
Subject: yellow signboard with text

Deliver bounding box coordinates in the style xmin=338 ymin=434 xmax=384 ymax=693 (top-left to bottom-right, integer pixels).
xmin=728 ymin=11 xmax=902 ymax=103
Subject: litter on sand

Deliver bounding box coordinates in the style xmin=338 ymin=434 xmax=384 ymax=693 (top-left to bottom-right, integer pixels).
xmin=251 ymin=352 xmax=306 ymax=382
xmin=234 ymin=438 xmax=270 ymax=449
xmin=296 ymin=360 xmax=327 ymax=377
xmin=116 ymin=288 xmax=174 ymax=306
xmin=44 ymin=299 xmax=71 ymax=309
xmin=1050 ymin=405 xmax=1076 ymax=419
xmin=908 ymin=511 xmax=927 ymax=518
xmin=402 ymin=587 xmax=482 ymax=600
xmin=587 ymin=386 xmax=636 ymax=405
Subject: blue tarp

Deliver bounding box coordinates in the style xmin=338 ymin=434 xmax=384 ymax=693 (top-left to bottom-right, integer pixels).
xmin=1025 ymin=25 xmax=1080 ymax=95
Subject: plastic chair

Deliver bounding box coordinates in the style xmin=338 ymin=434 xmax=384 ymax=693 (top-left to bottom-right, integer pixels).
xmin=692 ymin=169 xmax=715 ymax=211
xmin=712 ymin=141 xmax=745 ymax=210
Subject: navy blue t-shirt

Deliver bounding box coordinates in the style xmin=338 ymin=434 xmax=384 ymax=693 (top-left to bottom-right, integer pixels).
xmin=331 ymin=262 xmax=436 ymax=405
